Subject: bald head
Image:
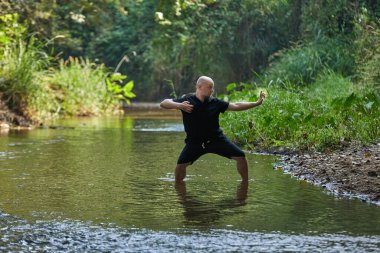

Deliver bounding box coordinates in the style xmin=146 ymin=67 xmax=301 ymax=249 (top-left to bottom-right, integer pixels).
xmin=196 ymin=76 xmax=214 ymax=88
xmin=195 ymin=76 xmax=214 ymax=99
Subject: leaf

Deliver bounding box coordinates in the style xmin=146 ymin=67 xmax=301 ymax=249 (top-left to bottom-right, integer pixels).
xmin=303 ymin=112 xmax=313 ymax=123
xmin=364 ymin=101 xmax=374 ymax=110
xmin=106 ymin=78 xmax=113 ymax=91
xmin=123 ymin=80 xmax=134 ymax=92
xmin=343 ymin=93 xmax=356 ymax=108
xmin=113 ymin=85 xmax=122 ymax=93
xmin=123 ymin=91 xmax=136 ymax=98
xmin=241 ymin=83 xmax=254 ymax=90
xmin=226 ymin=83 xmax=237 ymax=92
xmin=111 ymin=73 xmax=127 ymax=81
xmin=292 ymin=113 xmax=301 ymax=119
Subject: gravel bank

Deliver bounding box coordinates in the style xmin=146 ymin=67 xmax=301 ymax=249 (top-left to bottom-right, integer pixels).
xmin=275 ymin=144 xmax=380 ymax=205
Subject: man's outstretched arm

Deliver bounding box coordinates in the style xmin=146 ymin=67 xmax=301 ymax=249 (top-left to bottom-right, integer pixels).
xmin=227 ymin=91 xmax=266 ymax=111
xmin=160 ymin=99 xmax=194 ymax=113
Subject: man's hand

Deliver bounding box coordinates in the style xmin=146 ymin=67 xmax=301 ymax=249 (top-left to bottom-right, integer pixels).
xmin=160 ymin=99 xmax=194 ymax=112
xmin=179 ymin=101 xmax=194 ymax=113
xmin=227 ymin=91 xmax=266 ymax=111
xmin=259 ymin=91 xmax=266 ymax=102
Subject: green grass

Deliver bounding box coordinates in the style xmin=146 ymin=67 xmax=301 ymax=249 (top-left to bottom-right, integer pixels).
xmin=1 ymin=42 xmax=122 ymax=121
xmin=266 ymin=37 xmax=355 ymax=86
xmin=1 ymin=14 xmax=127 ymax=122
xmin=31 ymin=57 xmax=115 ymax=120
xmin=220 ymin=72 xmax=380 ymax=152
xmin=0 ymin=35 xmax=49 ymax=115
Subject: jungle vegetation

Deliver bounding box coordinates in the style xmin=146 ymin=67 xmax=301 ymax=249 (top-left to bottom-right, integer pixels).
xmin=0 ymin=0 xmax=379 ymax=150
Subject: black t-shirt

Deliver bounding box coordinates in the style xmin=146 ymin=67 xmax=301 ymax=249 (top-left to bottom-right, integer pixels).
xmin=173 ymin=94 xmax=229 ymax=142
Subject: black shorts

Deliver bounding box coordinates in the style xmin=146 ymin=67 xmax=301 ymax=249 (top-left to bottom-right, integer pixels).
xmin=177 ymin=137 xmax=245 ymax=164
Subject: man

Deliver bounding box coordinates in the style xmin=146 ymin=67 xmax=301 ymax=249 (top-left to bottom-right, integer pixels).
xmin=160 ymin=76 xmax=265 ymax=183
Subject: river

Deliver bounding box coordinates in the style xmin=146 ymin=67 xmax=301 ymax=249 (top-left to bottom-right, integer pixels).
xmin=0 ymin=114 xmax=379 ymax=252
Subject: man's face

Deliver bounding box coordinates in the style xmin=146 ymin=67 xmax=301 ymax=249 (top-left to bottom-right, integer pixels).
xmin=200 ymin=83 xmax=214 ymax=97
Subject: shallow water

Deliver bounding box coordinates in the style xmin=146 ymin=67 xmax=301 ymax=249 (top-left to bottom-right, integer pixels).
xmin=0 ymin=116 xmax=379 ymax=252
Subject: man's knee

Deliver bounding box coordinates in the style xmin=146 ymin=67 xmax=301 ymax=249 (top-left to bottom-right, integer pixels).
xmin=231 ymin=156 xmax=246 ymax=162
xmin=175 ymin=163 xmax=190 ymax=182
xmin=176 ymin=162 xmax=191 ymax=169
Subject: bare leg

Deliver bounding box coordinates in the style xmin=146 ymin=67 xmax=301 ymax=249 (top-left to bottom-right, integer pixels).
xmin=232 ymin=156 xmax=248 ymax=182
xmin=175 ymin=163 xmax=190 ymax=183
xmin=175 ymin=180 xmax=186 ymax=202
xmin=236 ymin=180 xmax=248 ymax=203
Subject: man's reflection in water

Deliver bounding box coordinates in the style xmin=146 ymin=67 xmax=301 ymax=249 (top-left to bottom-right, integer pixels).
xmin=175 ymin=181 xmax=248 ymax=226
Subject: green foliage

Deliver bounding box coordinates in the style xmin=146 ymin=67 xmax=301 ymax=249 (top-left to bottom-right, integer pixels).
xmin=5 ymin=0 xmax=124 ymax=58
xmin=0 ymin=14 xmax=49 ymax=114
xmin=354 ymin=11 xmax=380 ymax=92
xmin=106 ymin=73 xmax=136 ymax=105
xmin=149 ymin=0 xmax=293 ymax=97
xmin=0 ymin=13 xmax=135 ymax=121
xmin=1 ymin=0 xmax=380 ymax=147
xmin=220 ymin=72 xmax=380 ymax=151
xmin=3 ymin=0 xmax=380 ymax=101
xmin=33 ymin=57 xmax=117 ymax=118
xmin=0 ymin=13 xmax=26 ymax=46
xmin=266 ymin=37 xmax=355 ymax=85
xmin=300 ymin=0 xmax=358 ymax=39
xmin=87 ymin=1 xmax=156 ymax=99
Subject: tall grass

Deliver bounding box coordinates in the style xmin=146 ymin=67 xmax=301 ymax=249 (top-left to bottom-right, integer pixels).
xmin=220 ymin=72 xmax=379 ymax=151
xmin=32 ymin=57 xmax=113 ymax=119
xmin=1 ymin=43 xmax=122 ymax=121
xmin=0 ymin=35 xmax=49 ymax=115
xmin=355 ymin=19 xmax=380 ymax=93
xmin=266 ymin=37 xmax=355 ymax=86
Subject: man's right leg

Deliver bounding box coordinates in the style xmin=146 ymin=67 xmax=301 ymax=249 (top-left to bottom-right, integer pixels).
xmin=232 ymin=156 xmax=249 ymax=182
xmin=176 ymin=142 xmax=203 ymax=183
xmin=175 ymin=163 xmax=191 ymax=183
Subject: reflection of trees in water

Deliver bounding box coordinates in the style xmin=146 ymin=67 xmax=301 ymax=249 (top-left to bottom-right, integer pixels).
xmin=175 ymin=181 xmax=248 ymax=227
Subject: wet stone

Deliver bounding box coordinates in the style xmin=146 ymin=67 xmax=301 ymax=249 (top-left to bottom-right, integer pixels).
xmin=280 ymin=143 xmax=380 ymax=205
xmin=368 ymin=171 xmax=378 ymax=177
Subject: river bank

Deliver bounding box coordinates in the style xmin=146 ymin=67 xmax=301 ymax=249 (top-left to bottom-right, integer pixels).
xmin=274 ymin=144 xmax=380 ymax=206
xmin=0 ymin=94 xmax=33 ymax=133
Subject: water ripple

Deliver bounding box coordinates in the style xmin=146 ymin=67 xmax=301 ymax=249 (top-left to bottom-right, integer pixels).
xmin=133 ymin=121 xmax=184 ymax=132
xmin=0 ymin=215 xmax=379 ymax=253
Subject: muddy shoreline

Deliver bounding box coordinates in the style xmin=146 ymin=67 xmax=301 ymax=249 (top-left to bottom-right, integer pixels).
xmin=272 ymin=144 xmax=380 ymax=206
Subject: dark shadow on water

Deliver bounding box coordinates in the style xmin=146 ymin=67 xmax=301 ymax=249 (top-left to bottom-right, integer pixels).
xmin=175 ymin=181 xmax=248 ymax=228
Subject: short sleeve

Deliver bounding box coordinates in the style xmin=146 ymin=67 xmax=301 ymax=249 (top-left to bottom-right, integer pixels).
xmin=218 ymin=99 xmax=229 ymax=113
xmin=173 ymin=95 xmax=187 ymax=103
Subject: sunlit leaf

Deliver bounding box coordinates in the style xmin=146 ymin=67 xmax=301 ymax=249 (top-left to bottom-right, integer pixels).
xmin=113 ymin=85 xmax=122 ymax=93
xmin=106 ymin=78 xmax=112 ymax=88
xmin=123 ymin=91 xmax=136 ymax=98
xmin=111 ymin=73 xmax=127 ymax=81
xmin=124 ymin=81 xmax=134 ymax=91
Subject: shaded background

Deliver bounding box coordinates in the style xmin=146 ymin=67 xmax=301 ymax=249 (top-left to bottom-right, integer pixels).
xmin=1 ymin=0 xmax=379 ymax=100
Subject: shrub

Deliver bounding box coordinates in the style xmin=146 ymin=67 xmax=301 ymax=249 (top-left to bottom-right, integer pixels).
xmin=266 ymin=37 xmax=355 ymax=86
xmin=0 ymin=14 xmax=49 ymax=114
xmin=33 ymin=57 xmax=113 ymax=118
xmin=220 ymin=72 xmax=379 ymax=151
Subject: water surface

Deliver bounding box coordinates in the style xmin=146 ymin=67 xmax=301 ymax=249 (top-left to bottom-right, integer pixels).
xmin=0 ymin=116 xmax=379 ymax=252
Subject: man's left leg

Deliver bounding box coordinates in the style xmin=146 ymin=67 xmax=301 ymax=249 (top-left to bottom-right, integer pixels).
xmin=175 ymin=163 xmax=190 ymax=183
xmin=232 ymin=156 xmax=248 ymax=182
xmin=207 ymin=138 xmax=248 ymax=182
